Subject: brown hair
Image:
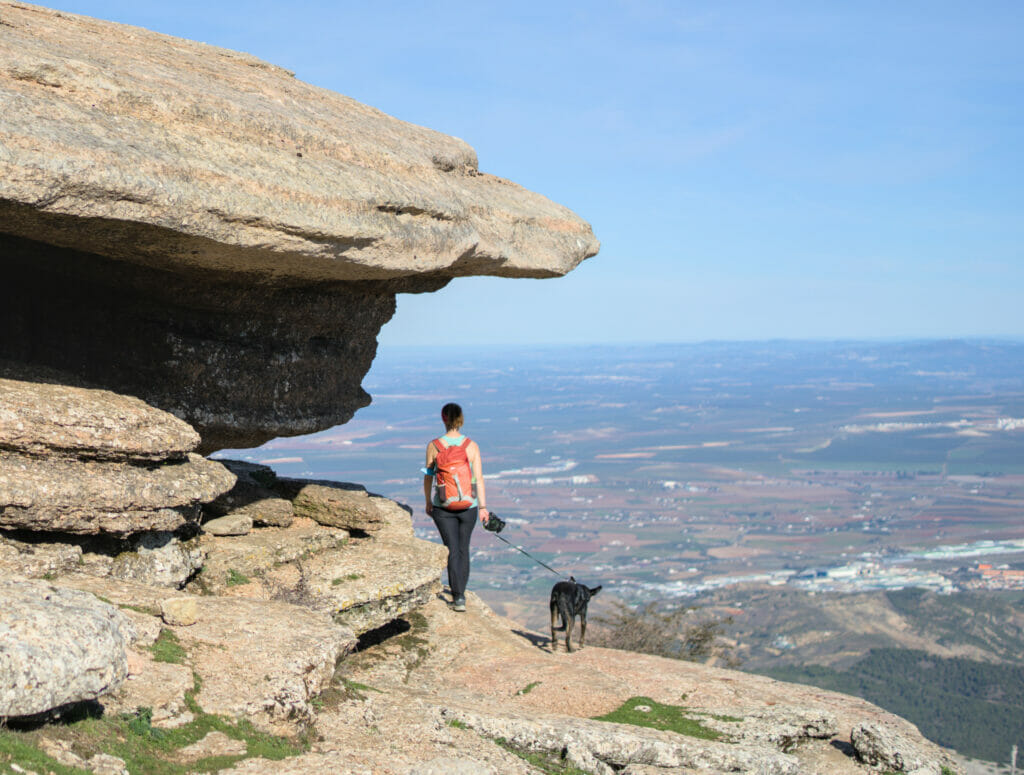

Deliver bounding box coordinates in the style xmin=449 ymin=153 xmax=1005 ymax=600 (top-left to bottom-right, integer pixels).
xmin=441 ymin=403 xmax=464 ymax=431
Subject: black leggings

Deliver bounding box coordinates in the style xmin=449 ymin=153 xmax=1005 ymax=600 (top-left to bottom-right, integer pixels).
xmin=431 ymin=506 xmax=477 ymax=600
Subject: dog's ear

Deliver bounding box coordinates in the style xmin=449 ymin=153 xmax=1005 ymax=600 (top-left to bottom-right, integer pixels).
xmin=589 ymin=585 xmax=602 ymax=596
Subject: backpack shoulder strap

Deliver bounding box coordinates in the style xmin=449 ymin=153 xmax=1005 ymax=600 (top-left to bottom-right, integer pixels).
xmin=432 ymin=437 xmax=448 ymax=452
xmin=458 ymin=437 xmax=471 ymax=449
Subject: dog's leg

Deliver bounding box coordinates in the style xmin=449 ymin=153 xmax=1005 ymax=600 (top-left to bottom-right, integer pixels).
xmin=550 ymin=602 xmax=559 ymax=651
xmin=566 ymin=615 xmax=575 ymax=653
xmin=580 ymin=611 xmax=587 ymax=649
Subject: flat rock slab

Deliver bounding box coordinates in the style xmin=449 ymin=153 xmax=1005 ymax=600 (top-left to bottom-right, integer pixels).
xmin=178 ymin=596 xmax=356 ymax=727
xmin=102 ymin=654 xmax=196 ymax=728
xmin=300 ymin=535 xmax=447 ymax=634
xmin=0 ymin=451 xmax=235 ymax=535
xmin=202 ymin=514 xmax=253 ymax=536
xmin=0 ymin=578 xmax=135 ymax=717
xmin=0 ymin=2 xmax=597 ymax=283
xmin=176 ymin=730 xmax=247 ymax=762
xmin=0 ymin=376 xmax=199 ymax=460
xmin=442 ymin=706 xmax=800 ymax=775
xmin=0 ymin=4 xmax=596 ymax=449
xmin=53 ymin=573 xmax=178 ymax=614
xmin=279 ymin=479 xmax=413 ymax=535
xmin=52 ymin=573 xmax=356 ymax=729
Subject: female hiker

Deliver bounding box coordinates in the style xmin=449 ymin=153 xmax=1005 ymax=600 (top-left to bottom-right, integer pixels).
xmin=423 ymin=402 xmax=489 ymax=612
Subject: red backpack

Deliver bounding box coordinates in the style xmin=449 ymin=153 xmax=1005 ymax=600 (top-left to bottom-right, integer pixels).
xmin=432 ymin=436 xmax=474 ymax=510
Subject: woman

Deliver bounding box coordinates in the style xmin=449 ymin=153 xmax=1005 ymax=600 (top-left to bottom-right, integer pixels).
xmin=423 ymin=402 xmax=489 ymax=612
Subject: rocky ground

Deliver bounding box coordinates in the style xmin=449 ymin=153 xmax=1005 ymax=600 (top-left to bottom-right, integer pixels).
xmin=1 ymin=464 xmax=959 ymax=775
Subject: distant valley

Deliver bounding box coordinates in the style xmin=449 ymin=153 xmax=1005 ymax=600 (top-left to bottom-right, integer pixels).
xmin=230 ymin=339 xmax=1024 ymax=611
xmin=220 ymin=339 xmax=1024 ymax=764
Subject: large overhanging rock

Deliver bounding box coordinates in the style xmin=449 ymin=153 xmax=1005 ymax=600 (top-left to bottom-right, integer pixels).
xmin=0 ymin=2 xmax=599 ymax=450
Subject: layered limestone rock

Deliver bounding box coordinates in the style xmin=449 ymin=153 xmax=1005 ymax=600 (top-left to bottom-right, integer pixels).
xmin=192 ymin=477 xmax=445 ymax=635
xmin=0 ymin=1 xmax=599 ymax=449
xmin=0 ymin=376 xmax=235 ymax=537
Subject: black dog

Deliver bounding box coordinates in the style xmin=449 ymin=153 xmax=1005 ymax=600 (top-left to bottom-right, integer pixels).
xmin=549 ymin=576 xmax=601 ymax=653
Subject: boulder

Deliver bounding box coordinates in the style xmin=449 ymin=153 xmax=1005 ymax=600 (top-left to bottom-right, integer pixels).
xmin=851 ymin=722 xmax=944 ymax=775
xmin=0 ymin=2 xmax=598 ymax=450
xmin=109 ymin=532 xmax=205 ymax=588
xmin=282 ymin=480 xmax=394 ymax=533
xmin=0 ymin=451 xmax=235 ymax=535
xmin=0 ymin=579 xmax=135 ymax=717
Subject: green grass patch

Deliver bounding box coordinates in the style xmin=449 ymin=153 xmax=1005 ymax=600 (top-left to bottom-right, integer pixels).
xmin=515 ymin=681 xmax=541 ymax=696
xmin=225 ymin=568 xmax=251 ymax=586
xmin=493 ymin=737 xmax=592 ymax=775
xmin=119 ymin=602 xmax=161 ymax=616
xmin=340 ymin=678 xmax=380 ymax=695
xmin=446 ymin=718 xmax=468 ymax=730
xmin=593 ymin=696 xmax=729 ymax=740
xmin=0 ymin=673 xmax=309 ymax=775
xmin=0 ymin=730 xmax=90 ymax=775
xmin=331 ymin=573 xmax=362 ymax=585
xmin=150 ymin=628 xmax=187 ymax=665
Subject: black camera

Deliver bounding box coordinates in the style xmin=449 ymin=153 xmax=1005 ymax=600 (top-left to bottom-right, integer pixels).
xmin=483 ymin=512 xmax=506 ymax=533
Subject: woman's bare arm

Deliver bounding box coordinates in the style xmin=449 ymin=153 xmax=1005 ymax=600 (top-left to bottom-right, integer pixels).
xmin=469 ymin=441 xmax=488 ymax=524
xmin=423 ymin=442 xmax=437 ymax=516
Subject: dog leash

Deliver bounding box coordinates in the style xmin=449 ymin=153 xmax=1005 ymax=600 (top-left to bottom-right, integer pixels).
xmin=490 ymin=532 xmax=568 ymax=579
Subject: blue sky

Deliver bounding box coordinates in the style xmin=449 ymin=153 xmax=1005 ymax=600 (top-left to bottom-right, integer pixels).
xmin=51 ymin=1 xmax=1024 ymax=345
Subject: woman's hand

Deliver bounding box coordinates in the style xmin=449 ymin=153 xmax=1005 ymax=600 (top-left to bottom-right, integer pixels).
xmin=479 ymin=507 xmax=489 ymax=525
xmin=425 ymin=503 xmax=433 ymax=517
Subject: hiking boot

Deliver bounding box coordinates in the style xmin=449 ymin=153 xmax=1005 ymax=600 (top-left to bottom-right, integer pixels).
xmin=452 ymin=597 xmax=466 ymax=612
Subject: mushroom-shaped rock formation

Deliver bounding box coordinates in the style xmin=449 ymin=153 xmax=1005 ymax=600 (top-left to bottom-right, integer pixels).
xmin=0 ymin=2 xmax=599 ymax=451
